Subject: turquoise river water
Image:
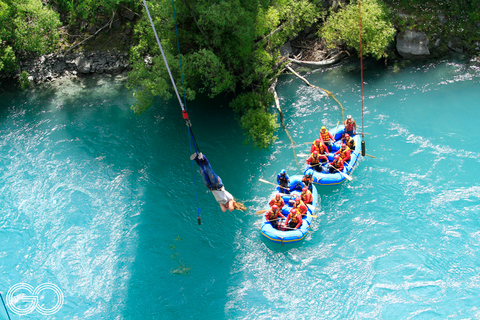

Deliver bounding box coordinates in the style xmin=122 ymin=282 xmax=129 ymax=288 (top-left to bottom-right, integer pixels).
xmin=1 ymin=58 xmax=480 ymax=319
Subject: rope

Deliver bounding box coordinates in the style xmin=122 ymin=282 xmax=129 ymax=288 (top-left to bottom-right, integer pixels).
xmin=142 ymin=0 xmax=203 ymax=224
xmin=269 ymin=78 xmax=300 ymax=168
xmin=286 ymin=65 xmax=346 ymax=120
xmin=0 ymin=292 xmax=11 ymax=320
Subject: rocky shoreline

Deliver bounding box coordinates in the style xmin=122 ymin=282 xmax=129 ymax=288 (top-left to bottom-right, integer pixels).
xmin=1 ymin=25 xmax=475 ymax=88
xmin=6 ymin=50 xmax=131 ymax=85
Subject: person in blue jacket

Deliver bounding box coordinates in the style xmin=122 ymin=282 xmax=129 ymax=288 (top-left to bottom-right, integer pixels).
xmin=277 ymin=169 xmax=290 ymax=194
xmin=191 ymin=152 xmax=245 ymax=212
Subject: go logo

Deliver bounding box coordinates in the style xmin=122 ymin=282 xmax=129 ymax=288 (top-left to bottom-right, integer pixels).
xmin=6 ymin=283 xmax=64 ymax=315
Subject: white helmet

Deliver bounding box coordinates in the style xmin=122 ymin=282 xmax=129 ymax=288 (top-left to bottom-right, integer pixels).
xmin=347 ymin=115 xmax=352 ymax=119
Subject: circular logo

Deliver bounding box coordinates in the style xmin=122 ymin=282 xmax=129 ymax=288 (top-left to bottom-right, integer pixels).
xmin=6 ymin=283 xmax=64 ymax=315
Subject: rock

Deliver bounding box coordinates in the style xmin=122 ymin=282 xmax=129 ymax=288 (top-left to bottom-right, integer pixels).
xmin=396 ymin=29 xmax=430 ymax=59
xmin=76 ymin=56 xmax=92 ymax=73
xmin=279 ymin=41 xmax=293 ymax=57
xmin=53 ymin=61 xmax=67 ymax=73
xmin=438 ymin=12 xmax=447 ymax=24
xmin=121 ymin=9 xmax=136 ymax=21
xmin=447 ymin=39 xmax=464 ymax=53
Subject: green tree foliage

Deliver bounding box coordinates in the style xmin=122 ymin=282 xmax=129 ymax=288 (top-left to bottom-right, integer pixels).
xmin=128 ymin=0 xmax=324 ymax=148
xmin=320 ymin=0 xmax=396 ymax=59
xmin=53 ymin=0 xmax=138 ymax=21
xmin=0 ymin=0 xmax=61 ymax=73
xmin=230 ymin=91 xmax=278 ymax=149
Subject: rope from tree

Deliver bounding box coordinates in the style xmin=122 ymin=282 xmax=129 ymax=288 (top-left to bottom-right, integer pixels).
xmin=269 ymin=78 xmax=300 ymax=168
xmin=286 ymin=65 xmax=346 ymax=121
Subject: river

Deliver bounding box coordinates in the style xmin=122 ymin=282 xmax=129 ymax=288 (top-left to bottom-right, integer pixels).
xmin=1 ymin=58 xmax=480 ymax=319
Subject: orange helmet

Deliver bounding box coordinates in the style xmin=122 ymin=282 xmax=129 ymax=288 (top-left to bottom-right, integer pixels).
xmin=272 ymin=205 xmax=279 ymax=211
xmin=341 ymin=143 xmax=347 ymax=149
xmin=295 ymin=197 xmax=301 ymax=202
xmin=313 ymin=151 xmax=318 ymax=157
xmin=315 ymin=139 xmax=321 ymax=145
xmin=334 ymin=155 xmax=340 ymax=160
xmin=275 ymin=193 xmax=281 ymax=199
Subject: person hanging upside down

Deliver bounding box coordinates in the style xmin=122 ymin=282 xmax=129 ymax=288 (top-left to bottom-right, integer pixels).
xmin=319 ymin=126 xmax=335 ymax=151
xmin=269 ymin=193 xmax=285 ymax=209
xmin=191 ymin=152 xmax=245 ymax=212
xmin=265 ymin=205 xmax=285 ymax=230
xmin=329 ymin=155 xmax=344 ymax=173
xmin=300 ymin=187 xmax=313 ymax=205
xmin=277 ymin=169 xmax=290 ymax=194
xmin=284 ymin=208 xmax=303 ymax=230
xmin=335 ymin=143 xmax=351 ymax=162
xmin=344 ymin=115 xmax=357 ymax=136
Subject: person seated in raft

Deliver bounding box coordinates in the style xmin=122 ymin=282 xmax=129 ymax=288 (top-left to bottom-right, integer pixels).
xmin=293 ymin=197 xmax=308 ymax=216
xmin=269 ymin=193 xmax=285 ymax=209
xmin=335 ymin=143 xmax=351 ymax=162
xmin=310 ymin=139 xmax=329 ymax=156
xmin=341 ymin=133 xmax=356 ymax=150
xmin=190 ymin=152 xmax=245 ymax=212
xmin=300 ymin=187 xmax=313 ymax=205
xmin=319 ymin=126 xmax=335 ymax=151
xmin=344 ymin=115 xmax=357 ymax=136
xmin=284 ymin=208 xmax=303 ymax=230
xmin=265 ymin=205 xmax=285 ymax=230
xmin=302 ymin=172 xmax=314 ymax=191
xmin=306 ymin=151 xmax=320 ymax=171
xmin=329 ymin=155 xmax=345 ymax=174
xmin=277 ymin=169 xmax=290 ymax=194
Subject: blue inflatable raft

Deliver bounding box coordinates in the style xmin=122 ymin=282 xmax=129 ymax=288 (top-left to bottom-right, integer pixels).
xmin=303 ymin=125 xmax=362 ymax=186
xmin=261 ymin=175 xmax=319 ymax=244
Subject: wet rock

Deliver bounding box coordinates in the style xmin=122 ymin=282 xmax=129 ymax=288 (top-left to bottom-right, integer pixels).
xmin=396 ymin=29 xmax=430 ymax=59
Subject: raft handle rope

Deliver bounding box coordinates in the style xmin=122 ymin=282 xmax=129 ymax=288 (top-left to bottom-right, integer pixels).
xmin=142 ymin=0 xmax=203 ymax=224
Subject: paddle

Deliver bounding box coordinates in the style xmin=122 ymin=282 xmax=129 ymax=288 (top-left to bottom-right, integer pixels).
xmin=256 ymin=209 xmax=268 ymax=215
xmin=326 ymin=163 xmax=353 ymax=181
xmin=333 ymin=120 xmax=340 ymax=142
xmin=365 ymin=154 xmax=376 ymax=159
xmin=258 ymin=178 xmax=290 ymax=191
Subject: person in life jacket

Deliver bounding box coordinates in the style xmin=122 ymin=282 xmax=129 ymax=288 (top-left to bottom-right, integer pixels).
xmin=319 ymin=126 xmax=335 ymax=151
xmin=342 ymin=133 xmax=356 ymax=150
xmin=344 ymin=115 xmax=357 ymax=136
xmin=335 ymin=143 xmax=351 ymax=162
xmin=293 ymin=197 xmax=308 ymax=216
xmin=277 ymin=169 xmax=290 ymax=194
xmin=265 ymin=205 xmax=285 ymax=230
xmin=285 ymin=208 xmax=303 ymax=229
xmin=300 ymin=187 xmax=313 ymax=205
xmin=307 ymin=151 xmax=328 ymax=172
xmin=310 ymin=139 xmax=328 ymax=156
xmin=269 ymin=193 xmax=285 ymax=208
xmin=329 ymin=155 xmax=344 ymax=173
xmin=302 ymin=172 xmax=314 ymax=191
xmin=191 ymin=152 xmax=246 ymax=212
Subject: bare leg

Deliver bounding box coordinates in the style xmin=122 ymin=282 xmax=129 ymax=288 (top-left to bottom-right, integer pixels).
xmin=227 ymin=200 xmax=235 ymax=212
xmin=220 ymin=203 xmax=227 ymax=212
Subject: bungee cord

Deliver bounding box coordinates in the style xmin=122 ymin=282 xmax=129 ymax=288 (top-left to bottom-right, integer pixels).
xmin=141 ymin=0 xmax=203 ymax=224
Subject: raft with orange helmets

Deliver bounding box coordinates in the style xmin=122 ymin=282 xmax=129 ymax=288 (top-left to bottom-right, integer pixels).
xmin=261 ymin=175 xmax=319 ymax=244
xmin=304 ymin=125 xmax=362 ymax=186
